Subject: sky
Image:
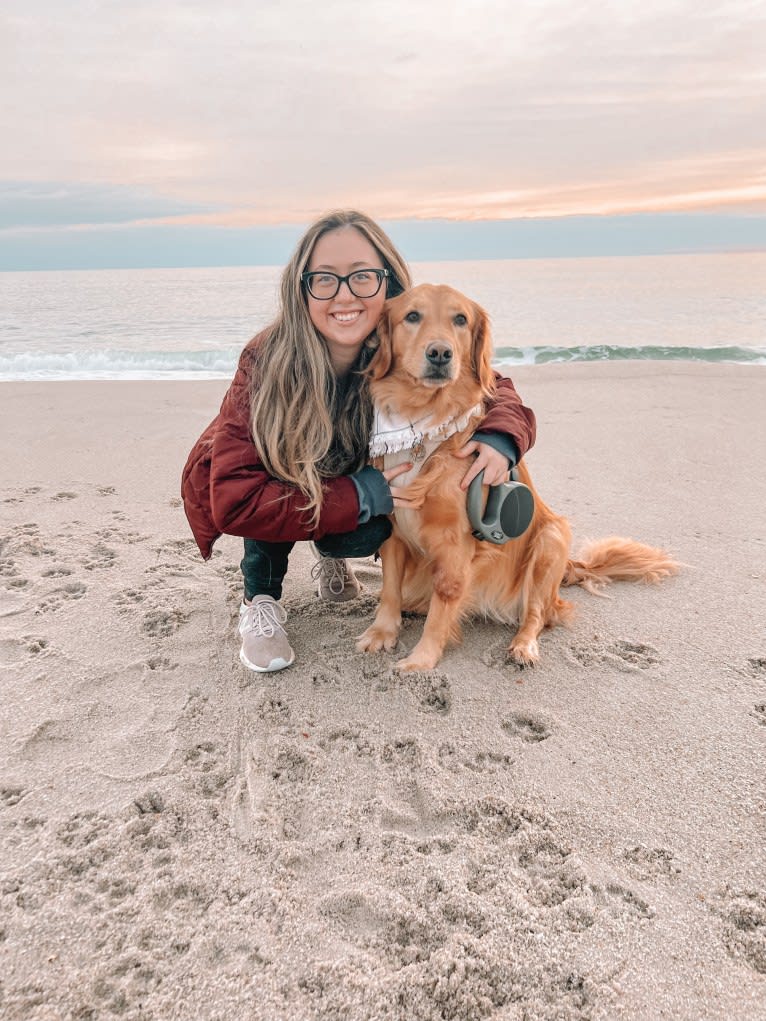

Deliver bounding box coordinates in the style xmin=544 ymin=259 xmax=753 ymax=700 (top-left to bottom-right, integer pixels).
xmin=2 ymin=0 xmax=766 ymax=269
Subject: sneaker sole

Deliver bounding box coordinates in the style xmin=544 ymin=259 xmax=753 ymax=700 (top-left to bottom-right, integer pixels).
xmin=239 ymin=647 xmax=295 ymax=673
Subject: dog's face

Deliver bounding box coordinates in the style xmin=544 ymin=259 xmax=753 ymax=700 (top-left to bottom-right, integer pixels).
xmin=370 ymin=283 xmax=495 ymax=393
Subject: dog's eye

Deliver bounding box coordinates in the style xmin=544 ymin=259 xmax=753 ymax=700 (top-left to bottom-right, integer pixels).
xmin=404 ymin=311 xmax=421 ymax=324
xmin=454 ymin=314 xmax=468 ymax=327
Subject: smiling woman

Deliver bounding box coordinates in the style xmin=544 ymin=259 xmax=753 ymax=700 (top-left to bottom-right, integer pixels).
xmin=302 ymin=228 xmax=389 ymax=374
xmin=180 ymin=208 xmax=536 ymax=674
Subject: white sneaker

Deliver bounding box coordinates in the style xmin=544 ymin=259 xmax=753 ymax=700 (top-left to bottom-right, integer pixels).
xmin=238 ymin=596 xmax=294 ymax=672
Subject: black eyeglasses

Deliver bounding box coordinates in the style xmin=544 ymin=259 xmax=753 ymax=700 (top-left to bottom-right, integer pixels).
xmin=301 ymin=268 xmax=389 ymax=300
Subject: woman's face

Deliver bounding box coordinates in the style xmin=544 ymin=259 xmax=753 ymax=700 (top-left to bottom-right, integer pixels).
xmin=305 ymin=226 xmax=387 ymax=372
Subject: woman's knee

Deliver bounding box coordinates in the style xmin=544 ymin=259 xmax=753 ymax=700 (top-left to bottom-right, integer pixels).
xmin=314 ymin=516 xmax=392 ymax=559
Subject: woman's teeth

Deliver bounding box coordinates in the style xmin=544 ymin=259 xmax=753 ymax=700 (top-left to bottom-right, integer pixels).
xmin=332 ymin=311 xmax=361 ymax=323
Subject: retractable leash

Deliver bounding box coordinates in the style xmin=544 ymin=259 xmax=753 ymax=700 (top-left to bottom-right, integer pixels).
xmin=467 ymin=468 xmax=535 ymax=544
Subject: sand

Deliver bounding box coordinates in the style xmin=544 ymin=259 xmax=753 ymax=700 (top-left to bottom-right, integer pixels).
xmin=1 ymin=362 xmax=764 ymax=1021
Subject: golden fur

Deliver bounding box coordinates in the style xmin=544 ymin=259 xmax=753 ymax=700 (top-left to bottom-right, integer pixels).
xmin=356 ymin=284 xmax=679 ymax=672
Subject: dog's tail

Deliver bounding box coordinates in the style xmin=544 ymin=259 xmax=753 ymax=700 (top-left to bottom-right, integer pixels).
xmin=562 ymin=537 xmax=679 ymax=595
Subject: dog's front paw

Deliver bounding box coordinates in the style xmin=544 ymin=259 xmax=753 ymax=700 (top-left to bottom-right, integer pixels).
xmin=356 ymin=623 xmax=399 ymax=654
xmin=509 ymin=637 xmax=540 ymax=666
xmin=394 ymin=644 xmax=441 ymax=673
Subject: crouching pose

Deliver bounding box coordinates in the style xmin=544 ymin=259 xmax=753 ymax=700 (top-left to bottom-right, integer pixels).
xmin=181 ymin=210 xmax=535 ymax=672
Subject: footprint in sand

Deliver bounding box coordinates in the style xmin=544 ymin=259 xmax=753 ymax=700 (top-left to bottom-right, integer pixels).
xmin=727 ymin=890 xmax=766 ymax=976
xmin=623 ymin=844 xmax=680 ymax=881
xmin=132 ymin=790 xmax=165 ymax=815
xmin=1 ymin=785 xmax=26 ymax=808
xmin=480 ymin=639 xmax=525 ymax=669
xmin=0 ymin=556 xmax=17 ymax=577
xmin=745 ymin=657 xmax=766 ymax=679
xmin=5 ymin=577 xmax=30 ymax=590
xmin=230 ymin=737 xmax=314 ymax=843
xmin=257 ymin=696 xmax=291 ymax=724
xmin=464 ymin=749 xmax=515 ymax=773
xmin=719 ymin=889 xmax=766 ymax=974
xmin=20 ymin=636 xmax=49 ymax=656
xmin=752 ymin=704 xmax=766 ymax=727
xmin=378 ymin=780 xmax=458 ymax=851
xmin=153 ymin=539 xmax=200 ymax=559
xmin=376 ymin=670 xmax=452 ymax=713
xmin=5 ymin=523 xmax=55 ymax=559
xmin=318 ymin=887 xmax=447 ymax=965
xmin=381 ymin=736 xmax=422 ymax=767
xmin=83 ymin=543 xmax=118 ymax=571
xmin=311 ymin=645 xmax=388 ymax=688
xmin=318 ymin=725 xmax=375 ymax=758
xmin=570 ymin=639 xmax=661 ymax=671
xmin=412 ymin=672 xmax=452 ymax=713
xmin=515 ymin=831 xmax=587 ymax=908
xmin=184 ymin=742 xmax=231 ymax=801
xmin=502 ymin=711 xmax=552 ymax=743
xmin=145 ymin=655 xmax=176 ymax=672
xmin=36 ymin=581 xmax=87 ymax=611
xmin=51 ymin=492 xmax=77 ymax=502
xmin=0 ymin=638 xmax=25 ymax=665
xmin=311 ymin=665 xmax=342 ymax=689
xmin=601 ymin=882 xmax=655 ymax=919
xmin=41 ymin=565 xmax=73 ymax=578
xmin=141 ymin=608 xmax=189 ymax=637
xmin=114 ymin=588 xmax=145 ymax=610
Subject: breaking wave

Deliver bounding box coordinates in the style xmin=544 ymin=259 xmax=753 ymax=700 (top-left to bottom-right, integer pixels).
xmin=1 ymin=343 xmax=764 ymax=380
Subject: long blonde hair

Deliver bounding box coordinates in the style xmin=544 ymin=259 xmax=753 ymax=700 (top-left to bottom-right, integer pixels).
xmin=250 ymin=210 xmax=412 ymax=523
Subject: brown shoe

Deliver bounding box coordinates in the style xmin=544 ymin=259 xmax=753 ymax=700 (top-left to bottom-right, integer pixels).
xmin=309 ymin=546 xmax=361 ymax=602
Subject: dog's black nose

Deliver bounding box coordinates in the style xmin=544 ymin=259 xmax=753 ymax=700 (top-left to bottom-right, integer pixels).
xmin=425 ymin=341 xmax=453 ymax=366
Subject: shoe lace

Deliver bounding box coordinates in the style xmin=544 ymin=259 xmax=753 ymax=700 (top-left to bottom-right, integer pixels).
xmin=241 ymin=599 xmax=287 ymax=637
xmin=310 ymin=557 xmax=348 ymax=596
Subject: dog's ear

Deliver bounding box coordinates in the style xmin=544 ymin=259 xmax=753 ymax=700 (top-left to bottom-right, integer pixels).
xmin=471 ymin=301 xmax=495 ymax=393
xmin=368 ymin=303 xmax=394 ymax=380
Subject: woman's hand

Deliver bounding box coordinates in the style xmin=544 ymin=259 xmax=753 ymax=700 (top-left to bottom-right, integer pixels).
xmin=382 ymin=462 xmax=424 ymax=510
xmin=454 ymin=440 xmax=511 ymax=490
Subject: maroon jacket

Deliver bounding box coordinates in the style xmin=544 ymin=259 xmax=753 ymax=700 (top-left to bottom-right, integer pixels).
xmin=181 ymin=333 xmax=536 ymax=559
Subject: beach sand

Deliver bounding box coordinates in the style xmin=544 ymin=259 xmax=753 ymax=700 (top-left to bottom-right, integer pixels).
xmin=1 ymin=362 xmax=764 ymax=1020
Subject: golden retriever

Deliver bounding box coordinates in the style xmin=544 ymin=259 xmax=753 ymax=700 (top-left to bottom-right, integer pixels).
xmin=356 ymin=283 xmax=678 ymax=672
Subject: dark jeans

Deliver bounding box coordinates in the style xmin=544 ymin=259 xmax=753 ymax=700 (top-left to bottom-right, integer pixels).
xmin=240 ymin=516 xmax=393 ymax=601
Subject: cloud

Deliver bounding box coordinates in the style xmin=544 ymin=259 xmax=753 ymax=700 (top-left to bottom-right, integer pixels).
xmin=3 ymin=0 xmax=765 ymax=272
xmin=0 ymin=182 xmax=214 ymax=230
xmin=1 ymin=212 xmax=764 ymax=272
xmin=2 ymin=0 xmax=765 ymax=224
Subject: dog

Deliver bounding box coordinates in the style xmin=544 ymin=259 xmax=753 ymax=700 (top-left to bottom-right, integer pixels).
xmin=356 ymin=283 xmax=678 ymax=673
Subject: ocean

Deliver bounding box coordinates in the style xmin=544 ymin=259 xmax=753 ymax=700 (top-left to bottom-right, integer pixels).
xmin=1 ymin=251 xmax=764 ymax=380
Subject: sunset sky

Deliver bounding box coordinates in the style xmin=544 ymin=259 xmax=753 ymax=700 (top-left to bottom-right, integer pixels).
xmin=2 ymin=0 xmax=765 ymax=268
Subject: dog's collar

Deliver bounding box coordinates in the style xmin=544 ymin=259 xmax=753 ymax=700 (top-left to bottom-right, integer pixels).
xmin=369 ymin=402 xmax=483 ymax=459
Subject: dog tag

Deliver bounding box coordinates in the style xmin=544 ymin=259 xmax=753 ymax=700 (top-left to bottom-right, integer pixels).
xmin=467 ymin=468 xmax=534 ymax=544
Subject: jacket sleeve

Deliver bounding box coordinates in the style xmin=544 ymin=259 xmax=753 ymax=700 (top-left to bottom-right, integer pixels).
xmin=207 ymin=345 xmax=362 ymax=542
xmin=475 ymin=371 xmax=536 ymax=460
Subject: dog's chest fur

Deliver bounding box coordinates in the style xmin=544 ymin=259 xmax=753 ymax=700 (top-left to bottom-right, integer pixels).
xmin=383 ymin=446 xmax=436 ymax=553
xmin=371 ymin=399 xmax=483 ymax=554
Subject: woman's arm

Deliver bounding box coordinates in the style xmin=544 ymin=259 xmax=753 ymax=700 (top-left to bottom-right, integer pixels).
xmin=206 ymin=350 xmax=361 ymax=542
xmin=456 ymin=372 xmax=537 ymax=488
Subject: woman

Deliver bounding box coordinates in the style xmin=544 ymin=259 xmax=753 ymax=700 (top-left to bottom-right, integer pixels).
xmin=182 ymin=210 xmax=536 ymax=672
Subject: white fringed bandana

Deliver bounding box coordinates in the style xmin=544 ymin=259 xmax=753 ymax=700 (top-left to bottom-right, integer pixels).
xmin=369 ymin=402 xmax=484 ymax=461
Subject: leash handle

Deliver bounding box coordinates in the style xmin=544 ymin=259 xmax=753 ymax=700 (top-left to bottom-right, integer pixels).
xmin=467 ymin=467 xmax=535 ymax=544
